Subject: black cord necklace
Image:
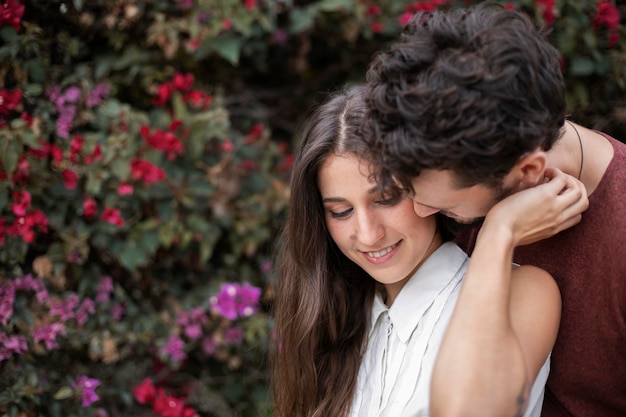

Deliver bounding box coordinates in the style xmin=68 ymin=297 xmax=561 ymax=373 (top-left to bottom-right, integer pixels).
xmin=568 ymin=121 xmax=584 ymax=180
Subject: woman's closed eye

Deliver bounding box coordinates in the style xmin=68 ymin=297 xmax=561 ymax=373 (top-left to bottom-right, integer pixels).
xmin=329 ymin=208 xmax=352 ymax=219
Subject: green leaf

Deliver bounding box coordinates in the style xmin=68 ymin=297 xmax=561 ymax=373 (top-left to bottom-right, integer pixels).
xmin=0 ymin=138 xmax=20 ymax=182
xmin=569 ymin=56 xmax=596 ymax=76
xmin=53 ymin=386 xmax=74 ymax=400
xmin=211 ymin=36 xmax=244 ymax=66
xmin=289 ymin=8 xmax=315 ymax=33
xmin=318 ymin=0 xmax=353 ymax=12
xmin=0 ymin=26 xmax=18 ymax=42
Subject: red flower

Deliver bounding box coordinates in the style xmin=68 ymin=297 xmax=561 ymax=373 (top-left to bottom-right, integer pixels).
xmin=11 ymin=191 xmax=31 ymax=216
xmin=183 ymin=90 xmax=213 ymax=109
xmin=153 ymin=82 xmax=172 ymax=106
xmin=0 ymin=0 xmax=25 ymax=31
xmin=244 ymin=0 xmax=257 ymax=11
xmin=131 ymin=158 xmax=166 ymax=184
xmin=244 ymin=122 xmax=264 ymax=144
xmin=594 ymin=1 xmax=620 ymax=30
xmin=370 ymin=21 xmax=383 ymax=33
xmin=83 ymin=198 xmax=98 ymax=219
xmin=172 ymin=73 xmax=194 ymax=92
xmin=0 ymin=88 xmax=21 ymax=116
xmin=367 ymin=4 xmax=381 ymax=17
xmin=84 ymin=144 xmax=102 ymax=165
xmin=140 ymin=125 xmax=184 ymax=160
xmin=222 ymin=19 xmax=232 ymax=30
xmin=62 ymin=169 xmax=79 ymax=190
xmin=536 ymin=0 xmax=556 ymax=26
xmin=152 ymin=390 xmax=185 ymax=417
xmin=101 ymin=207 xmax=124 ymax=227
xmin=132 ymin=378 xmax=156 ymax=405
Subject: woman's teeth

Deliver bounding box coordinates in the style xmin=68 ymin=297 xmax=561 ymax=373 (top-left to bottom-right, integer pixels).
xmin=367 ymin=244 xmax=396 ymax=258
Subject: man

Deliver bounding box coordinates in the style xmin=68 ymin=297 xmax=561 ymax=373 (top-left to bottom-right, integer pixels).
xmin=364 ymin=4 xmax=626 ymax=417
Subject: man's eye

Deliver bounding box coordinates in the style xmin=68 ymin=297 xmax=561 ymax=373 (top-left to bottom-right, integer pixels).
xmin=376 ymin=195 xmax=401 ymax=206
xmin=330 ymin=208 xmax=352 ymax=219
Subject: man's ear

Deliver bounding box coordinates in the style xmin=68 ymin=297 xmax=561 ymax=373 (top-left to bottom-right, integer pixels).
xmin=510 ymin=150 xmax=548 ymax=187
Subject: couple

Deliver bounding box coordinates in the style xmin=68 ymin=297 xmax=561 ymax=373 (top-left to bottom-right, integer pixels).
xmin=272 ymin=4 xmax=626 ymax=417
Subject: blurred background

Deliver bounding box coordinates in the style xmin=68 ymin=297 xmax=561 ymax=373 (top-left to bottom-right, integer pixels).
xmin=0 ymin=0 xmax=624 ymax=416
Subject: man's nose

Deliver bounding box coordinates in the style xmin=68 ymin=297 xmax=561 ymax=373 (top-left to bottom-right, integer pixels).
xmin=413 ymin=201 xmax=440 ymax=217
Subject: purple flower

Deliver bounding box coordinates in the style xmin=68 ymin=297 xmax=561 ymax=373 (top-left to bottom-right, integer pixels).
xmin=86 ymin=84 xmax=109 ymax=108
xmin=32 ymin=322 xmax=66 ymax=350
xmin=14 ymin=274 xmax=49 ymax=303
xmin=75 ymin=297 xmax=95 ymax=326
xmin=0 ymin=282 xmax=15 ymax=326
xmin=111 ymin=303 xmax=124 ymax=321
xmin=63 ymin=86 xmax=82 ymax=103
xmin=0 ymin=333 xmax=28 ymax=362
xmin=48 ymin=293 xmax=79 ymax=322
xmin=96 ymin=276 xmax=113 ymax=303
xmin=72 ymin=375 xmax=101 ymax=407
xmin=177 ymin=306 xmax=207 ymax=340
xmin=162 ymin=335 xmax=187 ymax=363
xmin=210 ymin=282 xmax=262 ymax=320
xmin=202 ymin=336 xmax=217 ymax=356
xmin=224 ymin=326 xmax=244 ymax=345
xmin=56 ymin=104 xmax=76 ymax=138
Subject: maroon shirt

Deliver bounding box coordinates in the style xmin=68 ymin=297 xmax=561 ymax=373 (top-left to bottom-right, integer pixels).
xmin=456 ymin=133 xmax=626 ymax=417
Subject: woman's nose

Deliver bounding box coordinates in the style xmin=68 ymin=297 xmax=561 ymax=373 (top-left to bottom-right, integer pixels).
xmin=355 ymin=210 xmax=384 ymax=246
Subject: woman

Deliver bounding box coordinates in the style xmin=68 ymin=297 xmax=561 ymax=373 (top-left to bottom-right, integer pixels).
xmin=272 ymin=86 xmax=585 ymax=417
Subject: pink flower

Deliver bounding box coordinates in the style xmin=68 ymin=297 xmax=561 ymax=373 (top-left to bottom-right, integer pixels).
xmin=224 ymin=326 xmax=244 ymax=345
xmin=72 ymin=375 xmax=101 ymax=407
xmin=118 ymin=182 xmax=134 ymax=196
xmin=76 ymin=297 xmax=95 ymax=326
xmin=132 ymin=378 xmax=156 ymax=405
xmin=83 ymin=198 xmax=98 ymax=219
xmin=0 ymin=0 xmax=25 ymax=31
xmin=0 ymin=333 xmax=27 ymax=362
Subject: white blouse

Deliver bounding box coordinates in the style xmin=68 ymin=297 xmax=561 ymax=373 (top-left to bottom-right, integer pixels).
xmin=349 ymin=242 xmax=550 ymax=417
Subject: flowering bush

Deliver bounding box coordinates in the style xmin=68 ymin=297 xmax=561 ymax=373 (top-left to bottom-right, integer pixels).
xmin=0 ymin=1 xmax=624 ymax=416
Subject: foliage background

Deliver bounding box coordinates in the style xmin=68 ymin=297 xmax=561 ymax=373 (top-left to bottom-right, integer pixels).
xmin=0 ymin=0 xmax=624 ymax=416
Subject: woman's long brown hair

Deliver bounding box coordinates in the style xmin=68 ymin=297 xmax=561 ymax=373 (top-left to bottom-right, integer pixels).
xmin=272 ymin=86 xmax=377 ymax=417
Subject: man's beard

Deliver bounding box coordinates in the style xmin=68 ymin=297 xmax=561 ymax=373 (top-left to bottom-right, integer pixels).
xmin=437 ymin=213 xmax=485 ymax=239
xmin=436 ymin=180 xmax=516 ymax=239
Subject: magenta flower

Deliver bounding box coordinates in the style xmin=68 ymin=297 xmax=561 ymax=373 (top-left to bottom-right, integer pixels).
xmin=0 ymin=333 xmax=28 ymax=362
xmin=96 ymin=276 xmax=113 ymax=303
xmin=224 ymin=326 xmax=244 ymax=345
xmin=75 ymin=297 xmax=95 ymax=326
xmin=162 ymin=335 xmax=187 ymax=362
xmin=210 ymin=282 xmax=262 ymax=320
xmin=32 ymin=322 xmax=66 ymax=350
xmin=72 ymin=375 xmax=101 ymax=407
xmin=48 ymin=293 xmax=79 ymax=321
xmin=0 ymin=282 xmax=15 ymax=326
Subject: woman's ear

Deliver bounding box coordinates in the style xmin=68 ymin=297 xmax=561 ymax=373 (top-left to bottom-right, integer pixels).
xmin=509 ymin=150 xmax=548 ymax=187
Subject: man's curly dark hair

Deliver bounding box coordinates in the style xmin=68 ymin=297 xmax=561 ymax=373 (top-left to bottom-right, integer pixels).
xmin=364 ymin=2 xmax=566 ymax=192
